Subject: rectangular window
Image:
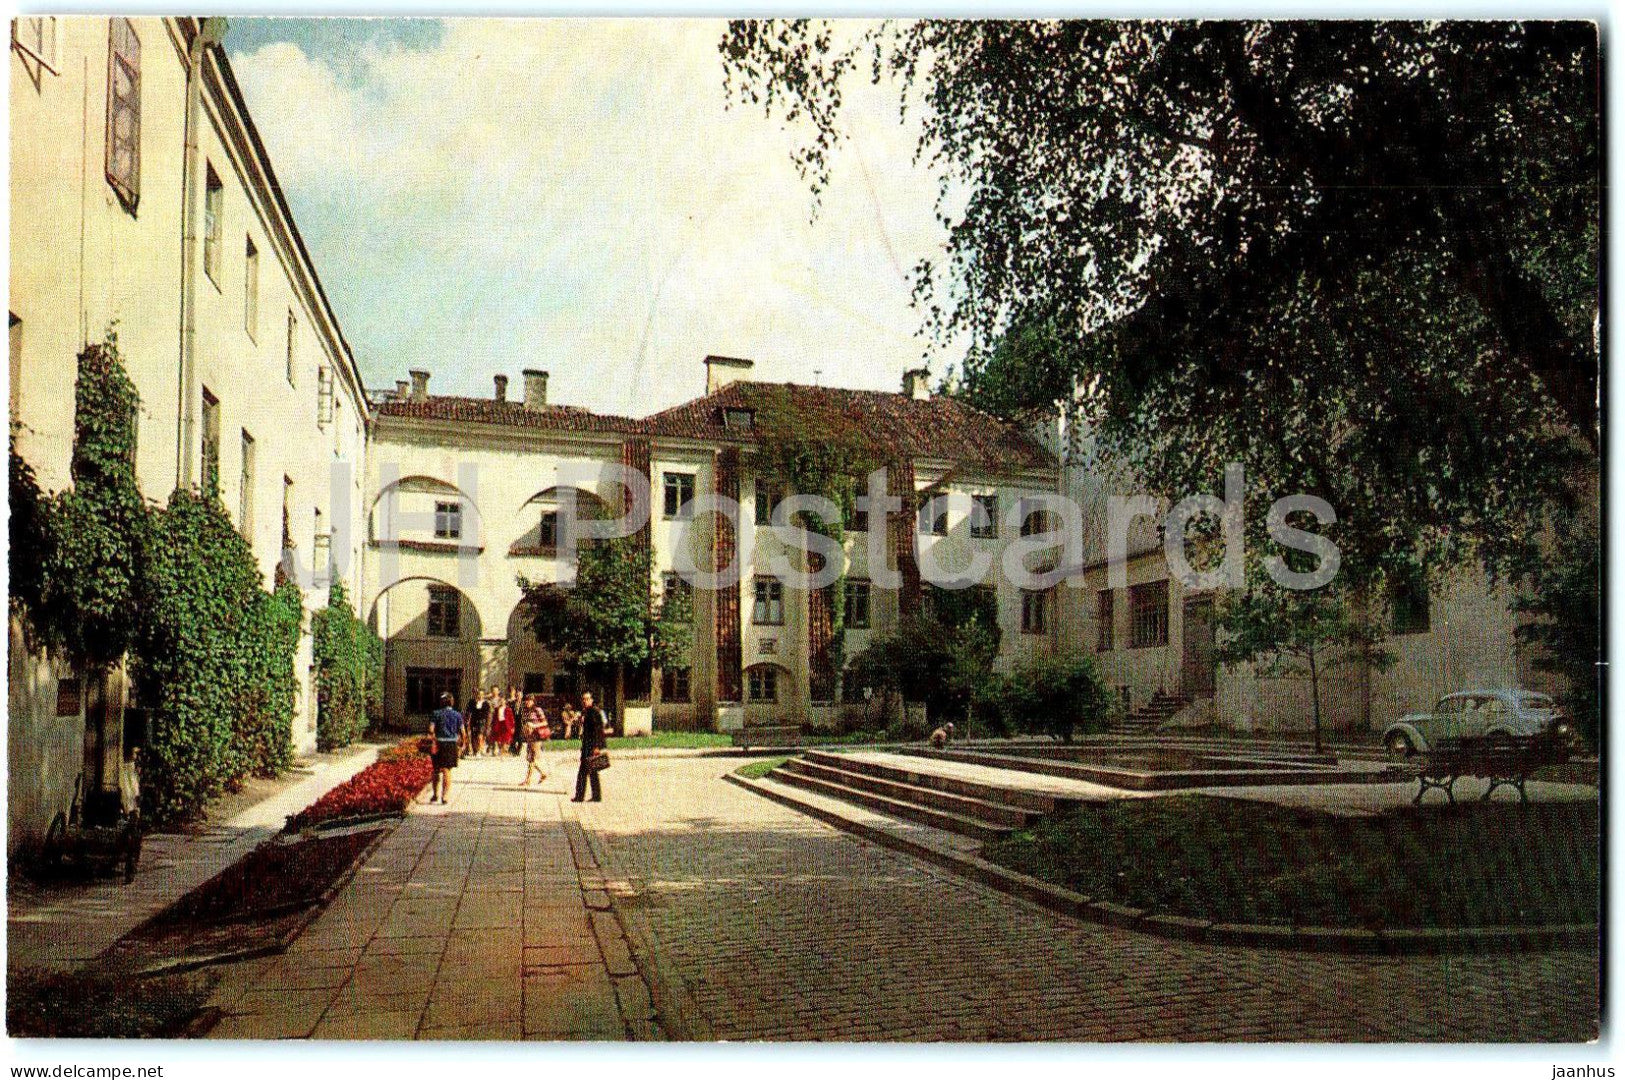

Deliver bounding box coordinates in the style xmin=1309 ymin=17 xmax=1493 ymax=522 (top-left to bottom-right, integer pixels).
xmin=317 ymin=363 xmax=334 ymax=425
xmin=661 ymin=666 xmax=692 ymax=703
xmin=538 ymin=510 xmax=559 ymax=551
xmin=754 ymin=479 xmax=780 ymax=527
xmin=434 ymin=500 xmax=462 ymax=540
xmin=971 ymin=494 xmax=999 ymax=539
xmin=10 ymin=314 xmax=22 ymax=417
xmin=662 ymin=472 xmax=695 ymax=519
xmin=405 ymin=667 xmax=460 ymax=715
xmin=723 ymin=407 xmax=754 ymax=432
xmin=200 ymin=388 xmax=220 ymax=499
xmin=1096 ymin=589 xmax=1114 ymax=651
xmin=426 ymin=586 xmax=460 ymax=638
xmin=663 ymin=572 xmax=694 ymax=619
xmin=752 ymin=576 xmax=784 ymax=625
xmin=203 ymin=164 xmax=223 ymax=283
xmin=280 ymin=476 xmax=294 ymax=559
xmin=312 ymin=507 xmax=330 ymax=583
xmin=1021 ymin=590 xmax=1048 ymax=635
xmin=1020 ymin=498 xmax=1049 ymax=537
xmin=1390 ymin=571 xmax=1432 ymax=636
xmin=244 ymin=236 xmax=259 ymax=340
xmin=1129 ymin=580 xmax=1170 ymax=649
xmin=285 ymin=311 xmax=297 ymax=385
xmin=844 ymin=579 xmax=871 ymax=629
xmin=918 ymin=497 xmax=948 ymax=536
xmin=748 ymin=666 xmax=778 ymax=703
xmin=846 ymin=476 xmax=869 ymax=532
xmin=105 ymin=18 xmax=140 ymax=213
xmin=238 ymin=430 xmax=255 ymax=540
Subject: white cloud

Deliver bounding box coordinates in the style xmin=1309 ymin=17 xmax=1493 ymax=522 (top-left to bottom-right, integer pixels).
xmin=231 ymin=18 xmax=963 ymax=416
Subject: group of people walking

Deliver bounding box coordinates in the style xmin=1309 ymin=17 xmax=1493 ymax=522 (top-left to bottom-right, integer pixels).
xmin=428 ymin=688 xmax=612 ymax=805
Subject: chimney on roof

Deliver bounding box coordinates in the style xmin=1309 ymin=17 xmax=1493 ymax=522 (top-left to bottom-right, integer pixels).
xmin=493 ymin=374 xmax=509 ymax=402
xmin=903 ymin=367 xmax=931 ymax=400
xmin=409 ymin=369 xmax=430 ymax=403
xmin=523 ymin=369 xmax=549 ymax=410
xmin=705 ymin=355 xmax=754 ymax=395
xmin=394 ymin=379 xmax=409 ymax=402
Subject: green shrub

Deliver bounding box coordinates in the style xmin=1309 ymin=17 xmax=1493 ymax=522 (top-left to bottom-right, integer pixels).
xmin=312 ymin=581 xmax=383 ymax=750
xmin=133 ymin=490 xmax=300 ymax=825
xmin=1006 ymin=654 xmax=1115 ymax=742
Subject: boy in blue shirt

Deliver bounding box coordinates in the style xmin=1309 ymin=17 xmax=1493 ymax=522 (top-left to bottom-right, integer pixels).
xmin=429 ymin=692 xmax=463 ymax=804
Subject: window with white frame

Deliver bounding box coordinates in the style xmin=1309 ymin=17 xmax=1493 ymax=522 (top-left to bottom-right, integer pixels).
xmin=13 ymin=17 xmax=59 ymax=72
xmin=844 ymin=579 xmax=871 ymax=629
xmin=433 ymin=500 xmax=462 ymax=541
xmin=203 ymin=164 xmax=223 ymax=283
xmin=971 ymin=494 xmax=999 ymax=538
xmin=105 ymin=19 xmax=140 ymax=213
xmin=1021 ymin=589 xmax=1049 ymax=635
xmin=244 ymin=236 xmax=259 ymax=339
xmin=285 ymin=311 xmax=298 ymax=385
xmin=317 ymin=364 xmax=334 ymax=426
xmin=662 ymin=472 xmax=695 ymax=519
xmin=747 ymin=665 xmax=778 ymax=703
xmin=752 ymin=576 xmax=784 ymax=625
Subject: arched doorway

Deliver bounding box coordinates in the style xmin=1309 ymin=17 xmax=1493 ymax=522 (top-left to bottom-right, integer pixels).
xmin=369 ymin=577 xmax=483 ymax=729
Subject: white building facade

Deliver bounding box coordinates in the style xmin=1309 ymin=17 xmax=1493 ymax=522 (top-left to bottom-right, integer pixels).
xmin=9 ymin=17 xmax=369 ymax=850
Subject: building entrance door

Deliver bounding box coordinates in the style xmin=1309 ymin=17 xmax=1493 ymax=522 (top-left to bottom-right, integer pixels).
xmin=1181 ymin=596 xmax=1216 ymax=696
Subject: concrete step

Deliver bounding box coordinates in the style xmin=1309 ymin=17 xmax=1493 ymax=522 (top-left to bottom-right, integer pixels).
xmin=781 ymin=759 xmax=1037 ymax=827
xmin=769 ymin=768 xmax=1013 ymax=842
xmin=800 ymin=751 xmax=1061 ymax=814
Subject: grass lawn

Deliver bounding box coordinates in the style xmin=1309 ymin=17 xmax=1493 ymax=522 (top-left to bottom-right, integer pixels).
xmin=536 ymin=731 xmax=734 ymax=752
xmin=983 ymin=794 xmax=1599 ymax=930
xmin=734 ymin=756 xmax=790 ymax=780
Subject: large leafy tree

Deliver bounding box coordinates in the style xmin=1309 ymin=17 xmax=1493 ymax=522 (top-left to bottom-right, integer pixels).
xmin=721 ymin=21 xmax=1600 ymax=588
xmin=518 ymin=537 xmax=691 ymax=721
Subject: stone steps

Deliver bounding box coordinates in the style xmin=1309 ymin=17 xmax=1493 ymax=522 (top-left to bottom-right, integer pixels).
xmin=769 ymin=765 xmax=1018 ymax=843
xmin=800 ymin=751 xmax=1065 ymax=814
xmin=780 ymin=758 xmax=1034 ymax=828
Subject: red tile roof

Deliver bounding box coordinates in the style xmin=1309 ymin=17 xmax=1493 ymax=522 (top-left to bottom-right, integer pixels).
xmin=375 ymin=396 xmax=638 ymax=435
xmin=375 ymin=382 xmax=1055 ymax=474
xmin=638 ymin=381 xmax=1055 ymax=473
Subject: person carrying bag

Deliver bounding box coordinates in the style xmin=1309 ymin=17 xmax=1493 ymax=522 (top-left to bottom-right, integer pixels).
xmin=571 ymin=690 xmax=612 ymax=803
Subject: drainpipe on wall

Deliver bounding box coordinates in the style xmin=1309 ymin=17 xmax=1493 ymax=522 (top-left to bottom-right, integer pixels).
xmin=174 ymin=16 xmax=228 ymax=492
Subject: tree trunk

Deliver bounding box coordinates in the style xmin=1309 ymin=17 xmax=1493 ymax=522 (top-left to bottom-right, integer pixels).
xmin=613 ymin=662 xmax=625 ymax=729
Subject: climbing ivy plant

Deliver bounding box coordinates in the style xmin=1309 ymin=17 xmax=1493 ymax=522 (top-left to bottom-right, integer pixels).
xmin=312 ymin=580 xmax=384 ymax=751
xmin=749 ymin=386 xmax=890 ymax=684
xmin=26 ymin=339 xmax=150 ymax=670
xmin=11 ymin=335 xmax=310 ymax=826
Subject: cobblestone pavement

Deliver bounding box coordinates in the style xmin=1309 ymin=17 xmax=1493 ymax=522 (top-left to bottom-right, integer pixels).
xmin=577 ymin=756 xmax=1600 ymax=1042
xmin=205 ymin=753 xmax=659 ymax=1040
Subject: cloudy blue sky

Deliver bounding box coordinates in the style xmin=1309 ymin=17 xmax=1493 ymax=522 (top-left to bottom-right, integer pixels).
xmin=226 ymin=18 xmax=959 ymax=417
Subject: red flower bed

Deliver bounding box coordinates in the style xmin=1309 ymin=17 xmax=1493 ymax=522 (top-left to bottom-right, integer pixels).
xmin=285 ymin=739 xmax=432 ymax=831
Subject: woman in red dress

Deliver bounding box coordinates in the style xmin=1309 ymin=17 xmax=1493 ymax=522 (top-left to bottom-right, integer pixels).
xmin=488 ymin=685 xmax=515 ymax=754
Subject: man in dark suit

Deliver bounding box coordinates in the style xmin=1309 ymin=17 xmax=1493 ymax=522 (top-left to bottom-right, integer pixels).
xmin=571 ymin=690 xmax=612 ymax=802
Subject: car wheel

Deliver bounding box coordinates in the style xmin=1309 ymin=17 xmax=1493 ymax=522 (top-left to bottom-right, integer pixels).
xmin=1386 ymin=732 xmax=1415 ymax=760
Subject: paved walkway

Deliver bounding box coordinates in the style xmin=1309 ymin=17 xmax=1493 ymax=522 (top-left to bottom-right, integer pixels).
xmin=190 ymin=750 xmax=1598 ymax=1042
xmin=205 ymin=753 xmax=659 ymax=1040
xmin=577 ymin=756 xmax=1599 ymax=1042
xmin=8 ymin=743 xmax=380 ymax=972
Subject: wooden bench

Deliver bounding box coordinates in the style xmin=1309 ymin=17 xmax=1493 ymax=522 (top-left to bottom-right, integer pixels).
xmin=730 ymin=725 xmax=806 ymax=751
xmin=1412 ymin=735 xmax=1570 ymax=805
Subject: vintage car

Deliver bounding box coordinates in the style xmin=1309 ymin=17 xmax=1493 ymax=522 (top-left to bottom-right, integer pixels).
xmin=1382 ymin=689 xmax=1572 ymax=758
